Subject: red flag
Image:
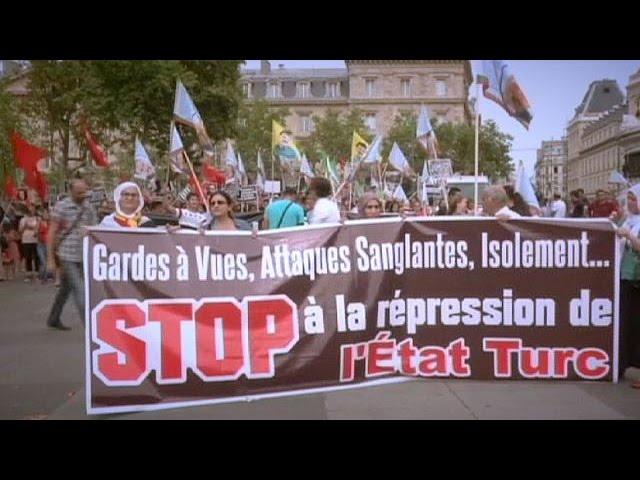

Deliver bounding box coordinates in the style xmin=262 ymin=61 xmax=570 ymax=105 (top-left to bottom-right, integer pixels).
xmin=3 ymin=175 xmax=18 ymax=199
xmin=11 ymin=131 xmax=47 ymax=188
xmin=84 ymin=125 xmax=109 ymax=167
xmin=202 ymin=163 xmax=226 ymax=187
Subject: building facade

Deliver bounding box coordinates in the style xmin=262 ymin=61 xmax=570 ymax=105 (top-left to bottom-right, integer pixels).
xmin=240 ymin=60 xmax=473 ymax=138
xmin=535 ymin=139 xmax=568 ymax=200
xmin=566 ymin=70 xmax=640 ymax=197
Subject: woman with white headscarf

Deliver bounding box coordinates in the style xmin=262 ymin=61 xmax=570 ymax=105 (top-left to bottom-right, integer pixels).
xmin=100 ymin=182 xmax=155 ymax=228
xmin=615 ymin=183 xmax=640 ymax=388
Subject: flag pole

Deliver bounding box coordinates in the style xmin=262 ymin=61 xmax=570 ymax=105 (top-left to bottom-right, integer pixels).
xmin=182 ymin=150 xmax=209 ymax=214
xmin=474 ymin=80 xmax=481 ymax=217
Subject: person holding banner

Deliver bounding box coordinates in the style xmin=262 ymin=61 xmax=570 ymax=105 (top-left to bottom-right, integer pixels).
xmin=357 ymin=193 xmax=383 ymax=219
xmin=307 ymin=177 xmax=340 ymax=225
xmin=163 ymin=192 xmax=211 ymax=231
xmin=615 ymin=183 xmax=640 ymax=388
xmin=208 ymin=191 xmax=251 ymax=231
xmin=99 ymin=182 xmax=155 ymax=229
xmin=481 ymin=186 xmax=521 ymax=219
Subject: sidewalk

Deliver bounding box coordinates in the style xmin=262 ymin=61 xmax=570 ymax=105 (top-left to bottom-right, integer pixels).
xmin=2 ymin=278 xmax=639 ymax=420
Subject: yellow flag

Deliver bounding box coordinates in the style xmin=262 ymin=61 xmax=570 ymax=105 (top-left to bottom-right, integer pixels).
xmin=352 ymin=130 xmax=369 ymax=162
xmin=272 ymin=120 xmax=284 ymax=152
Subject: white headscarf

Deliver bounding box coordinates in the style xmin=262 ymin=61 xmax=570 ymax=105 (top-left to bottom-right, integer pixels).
xmin=114 ymin=181 xmax=144 ymax=219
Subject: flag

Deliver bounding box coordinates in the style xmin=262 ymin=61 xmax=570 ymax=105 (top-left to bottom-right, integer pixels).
xmin=272 ymin=120 xmax=301 ymax=166
xmin=300 ymin=153 xmax=314 ymax=178
xmin=82 ymin=125 xmax=109 ymax=168
xmin=202 ymin=163 xmax=226 ymax=187
xmin=256 ymin=150 xmax=266 ymax=190
xmin=237 ymin=153 xmax=247 ymax=185
xmin=389 ymin=142 xmax=414 ymax=177
xmin=417 ymin=104 xmax=438 ymax=156
xmin=361 ymin=134 xmax=383 ymax=164
xmin=134 ymin=137 xmax=156 ymax=180
xmin=421 ymin=160 xmax=429 ymax=179
xmin=478 ymin=60 xmax=533 ymax=129
xmin=609 ymin=170 xmax=629 ymax=185
xmin=515 ymin=160 xmax=539 ymax=209
xmin=174 ymin=79 xmax=204 ymax=128
xmin=169 ymin=123 xmax=187 ymax=174
xmin=272 ymin=120 xmax=284 ymax=152
xmin=173 ymin=79 xmax=213 ymax=154
xmin=225 ymin=141 xmax=238 ymax=168
xmin=351 ymin=130 xmax=369 ymax=162
xmin=393 ymin=184 xmax=408 ymax=202
xmin=326 ymin=157 xmax=340 ymax=190
xmin=3 ymin=174 xmax=18 ymax=199
xmin=11 ymin=131 xmax=48 ymax=188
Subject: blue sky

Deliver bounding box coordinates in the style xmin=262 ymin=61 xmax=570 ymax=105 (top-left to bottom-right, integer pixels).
xmin=245 ymin=60 xmax=640 ymax=178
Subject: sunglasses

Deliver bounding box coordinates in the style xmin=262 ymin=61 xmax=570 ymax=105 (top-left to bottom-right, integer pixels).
xmin=210 ymin=200 xmax=228 ymax=206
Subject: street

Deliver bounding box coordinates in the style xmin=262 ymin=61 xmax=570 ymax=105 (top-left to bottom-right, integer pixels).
xmin=1 ymin=278 xmax=639 ymax=420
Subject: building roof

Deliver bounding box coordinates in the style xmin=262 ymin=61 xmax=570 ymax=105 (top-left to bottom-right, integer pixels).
xmin=573 ymin=79 xmax=625 ymax=119
xmin=241 ymin=68 xmax=347 ymax=80
xmin=582 ymin=102 xmax=627 ymax=136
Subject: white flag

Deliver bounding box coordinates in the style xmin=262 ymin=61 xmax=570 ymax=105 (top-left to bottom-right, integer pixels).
xmin=515 ymin=160 xmax=539 ymax=208
xmin=237 ymin=152 xmax=247 ymax=185
xmin=609 ymin=170 xmax=629 ymax=185
xmin=173 ymin=79 xmax=203 ymax=128
xmin=389 ymin=142 xmax=414 ymax=176
xmin=134 ymin=137 xmax=155 ymax=180
xmin=362 ymin=135 xmax=383 ymax=164
xmin=421 ymin=160 xmax=429 ymax=179
xmin=225 ymin=141 xmax=238 ymax=168
xmin=417 ymin=104 xmax=438 ymax=156
xmin=169 ymin=123 xmax=186 ymax=174
xmin=300 ymin=153 xmax=314 ymax=178
xmin=393 ymin=184 xmax=408 ymax=202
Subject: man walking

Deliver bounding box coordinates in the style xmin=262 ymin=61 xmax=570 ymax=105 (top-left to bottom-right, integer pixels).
xmin=46 ymin=179 xmax=97 ymax=330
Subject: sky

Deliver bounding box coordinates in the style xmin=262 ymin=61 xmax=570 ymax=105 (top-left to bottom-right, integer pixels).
xmin=244 ymin=60 xmax=640 ymax=178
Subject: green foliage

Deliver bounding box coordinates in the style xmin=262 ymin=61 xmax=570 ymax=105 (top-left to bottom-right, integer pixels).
xmin=0 ymin=83 xmax=21 ymax=186
xmin=234 ymin=100 xmax=290 ymax=173
xmin=383 ymin=111 xmax=514 ymax=181
xmin=302 ymin=108 xmax=370 ymax=163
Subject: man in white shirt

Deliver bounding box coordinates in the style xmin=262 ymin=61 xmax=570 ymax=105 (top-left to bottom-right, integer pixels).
xmin=550 ymin=193 xmax=567 ymax=218
xmin=481 ymin=185 xmax=521 ymax=219
xmin=307 ymin=177 xmax=341 ymax=225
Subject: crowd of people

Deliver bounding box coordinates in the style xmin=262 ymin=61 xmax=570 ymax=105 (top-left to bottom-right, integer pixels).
xmin=1 ymin=177 xmax=639 ymax=388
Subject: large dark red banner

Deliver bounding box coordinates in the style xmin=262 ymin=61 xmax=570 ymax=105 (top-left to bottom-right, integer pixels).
xmin=84 ymin=218 xmax=618 ymax=414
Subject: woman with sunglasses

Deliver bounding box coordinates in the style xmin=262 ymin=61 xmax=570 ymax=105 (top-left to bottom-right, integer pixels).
xmin=208 ymin=191 xmax=251 ymax=231
xmin=357 ymin=193 xmax=383 ymax=219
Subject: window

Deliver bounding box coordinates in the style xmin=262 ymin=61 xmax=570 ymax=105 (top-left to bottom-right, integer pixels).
xmin=436 ymin=80 xmax=447 ymax=97
xmin=401 ymin=78 xmax=411 ymax=97
xmin=268 ymin=82 xmax=281 ymax=98
xmin=553 ymin=166 xmax=558 ymax=174
xmin=297 ymin=82 xmax=310 ymax=98
xmin=365 ymin=78 xmax=375 ymax=97
xmin=300 ymin=115 xmax=313 ymax=133
xmin=327 ymin=82 xmax=340 ymax=98
xmin=242 ymin=83 xmax=252 ymax=98
xmin=365 ymin=113 xmax=377 ymax=132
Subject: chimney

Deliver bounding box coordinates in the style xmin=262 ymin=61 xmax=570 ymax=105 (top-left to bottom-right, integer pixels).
xmin=260 ymin=60 xmax=271 ymax=75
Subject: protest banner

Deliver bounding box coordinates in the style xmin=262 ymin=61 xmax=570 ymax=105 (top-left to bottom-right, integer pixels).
xmin=84 ymin=218 xmax=617 ymax=414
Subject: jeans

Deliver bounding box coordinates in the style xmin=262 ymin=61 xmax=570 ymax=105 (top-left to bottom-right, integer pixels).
xmin=47 ymin=261 xmax=85 ymax=327
xmin=36 ymin=243 xmax=48 ymax=280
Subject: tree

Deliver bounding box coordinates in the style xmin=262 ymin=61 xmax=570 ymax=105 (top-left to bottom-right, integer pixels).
xmin=234 ymin=100 xmax=290 ymax=174
xmin=302 ymin=108 xmax=370 ymax=164
xmin=0 ymin=81 xmax=22 ymax=189
xmin=21 ymin=60 xmax=244 ymax=189
xmin=383 ymin=111 xmax=514 ymax=181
